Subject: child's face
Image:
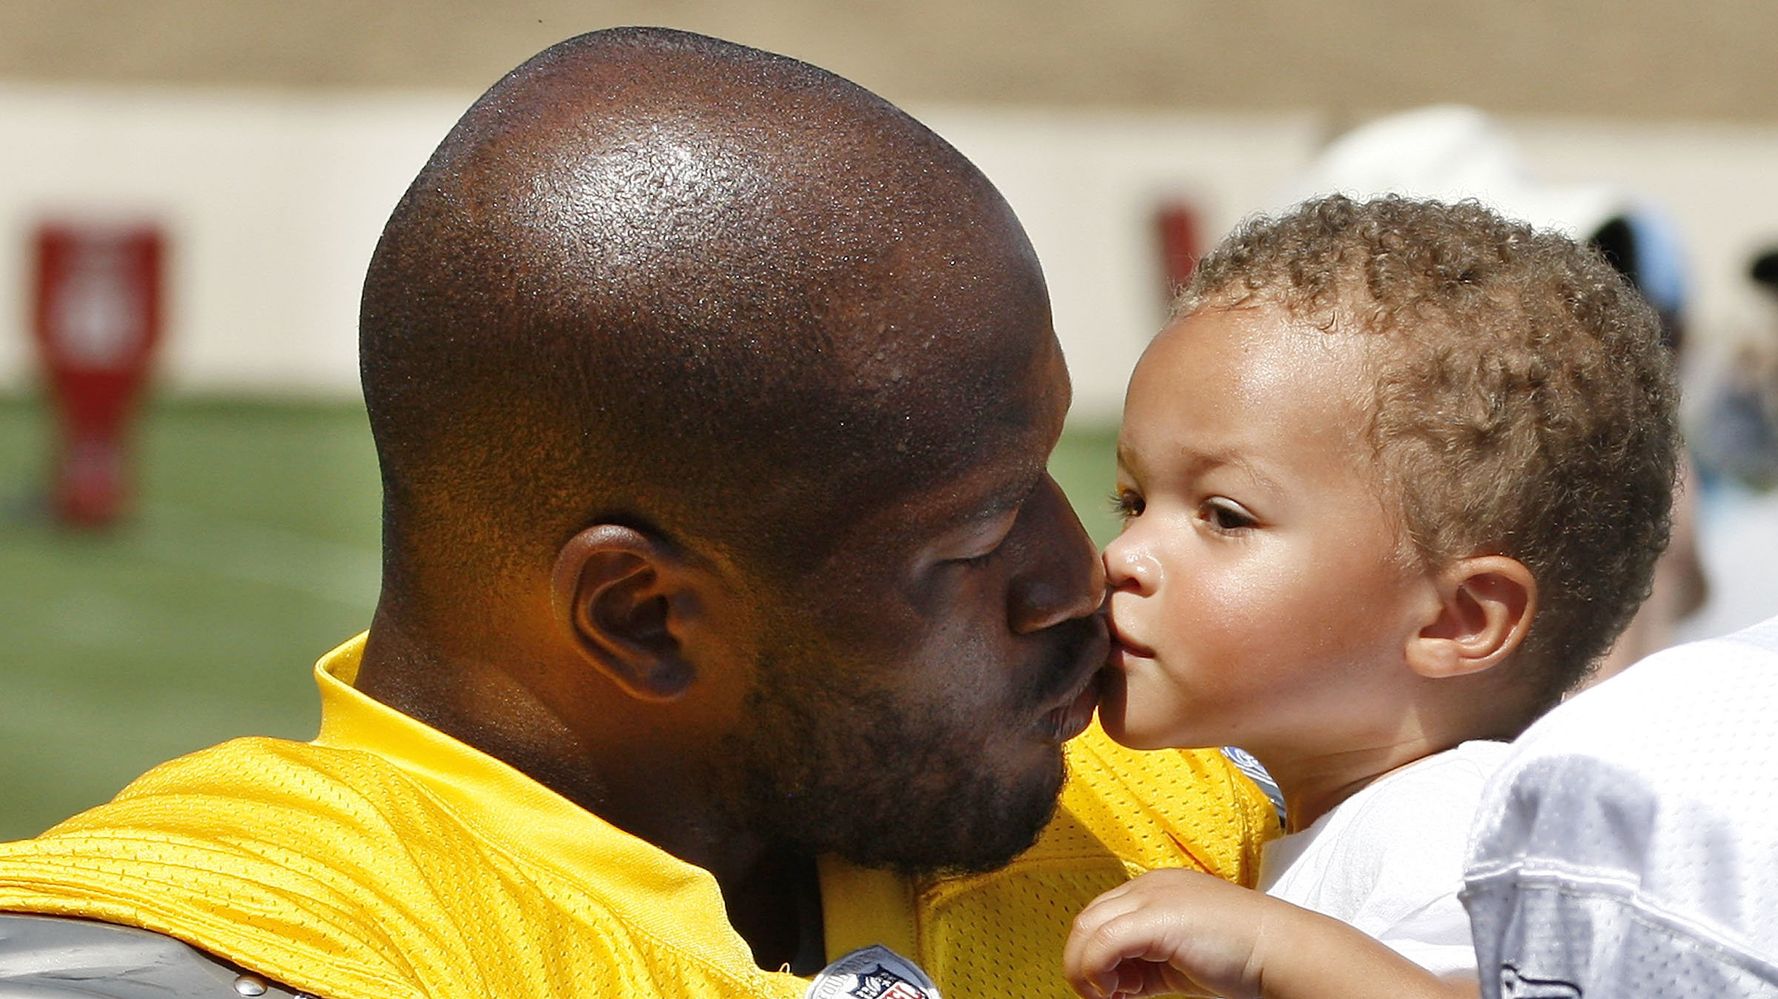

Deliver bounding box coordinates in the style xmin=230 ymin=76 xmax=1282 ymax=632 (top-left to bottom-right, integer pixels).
xmin=1100 ymin=304 xmax=1435 ymax=757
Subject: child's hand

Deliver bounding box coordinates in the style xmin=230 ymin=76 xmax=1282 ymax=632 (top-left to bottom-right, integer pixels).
xmin=1064 ymin=869 xmax=1479 ymax=999
xmin=1063 ymin=868 xmax=1271 ymax=999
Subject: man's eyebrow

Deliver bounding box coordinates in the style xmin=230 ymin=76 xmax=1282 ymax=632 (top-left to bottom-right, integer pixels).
xmin=963 ymin=470 xmax=1045 ymax=525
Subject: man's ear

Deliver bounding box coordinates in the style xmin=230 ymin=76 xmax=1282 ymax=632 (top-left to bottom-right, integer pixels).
xmin=1406 ymin=555 xmax=1537 ymax=680
xmin=550 ymin=524 xmax=699 ymax=702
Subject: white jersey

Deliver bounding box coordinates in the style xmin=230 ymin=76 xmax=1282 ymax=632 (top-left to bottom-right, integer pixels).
xmin=1463 ymin=615 xmax=1778 ymax=998
xmin=1259 ymin=740 xmax=1509 ymax=978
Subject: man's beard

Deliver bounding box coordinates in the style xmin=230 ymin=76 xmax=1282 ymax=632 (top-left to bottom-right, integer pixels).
xmin=718 ymin=652 xmax=1068 ymax=876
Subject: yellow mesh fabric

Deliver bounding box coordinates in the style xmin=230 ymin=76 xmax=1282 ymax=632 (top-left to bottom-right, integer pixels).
xmin=0 ymin=637 xmax=808 ymax=999
xmin=824 ymin=724 xmax=1279 ymax=999
xmin=0 ymin=636 xmax=1275 ymax=998
xmin=0 ymin=740 xmax=812 ymax=998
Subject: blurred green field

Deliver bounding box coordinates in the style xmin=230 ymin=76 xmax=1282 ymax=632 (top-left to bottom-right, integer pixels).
xmin=0 ymin=395 xmax=1120 ymax=840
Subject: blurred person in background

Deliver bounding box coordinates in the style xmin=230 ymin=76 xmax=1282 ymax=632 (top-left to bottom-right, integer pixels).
xmin=1674 ymin=246 xmax=1778 ymax=642
xmin=1580 ymin=207 xmax=1708 ymax=683
xmin=1692 ymin=249 xmax=1778 ymax=490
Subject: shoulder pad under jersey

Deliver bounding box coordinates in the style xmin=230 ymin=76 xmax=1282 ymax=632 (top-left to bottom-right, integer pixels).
xmin=0 ymin=913 xmax=309 ymax=998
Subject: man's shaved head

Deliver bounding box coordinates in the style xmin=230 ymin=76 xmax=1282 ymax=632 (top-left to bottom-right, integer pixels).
xmin=362 ymin=27 xmax=1053 ymax=615
xmin=356 ymin=28 xmax=1101 ymax=892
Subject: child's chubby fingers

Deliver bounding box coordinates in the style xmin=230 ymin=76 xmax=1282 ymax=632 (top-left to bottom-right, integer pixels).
xmin=1062 ymin=902 xmax=1215 ymax=999
xmin=1063 ymin=869 xmax=1255 ymax=999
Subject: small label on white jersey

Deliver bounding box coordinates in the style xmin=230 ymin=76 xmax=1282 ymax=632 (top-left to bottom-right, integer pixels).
xmin=804 ymin=944 xmax=941 ymax=999
xmin=1500 ymin=964 xmax=1583 ymax=998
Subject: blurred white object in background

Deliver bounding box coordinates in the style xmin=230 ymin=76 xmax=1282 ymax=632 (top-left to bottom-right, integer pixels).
xmin=1280 ymin=105 xmax=1629 ymax=240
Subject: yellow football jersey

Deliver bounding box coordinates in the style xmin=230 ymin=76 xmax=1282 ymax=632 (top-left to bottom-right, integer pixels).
xmin=826 ymin=724 xmax=1275 ymax=999
xmin=0 ymin=635 xmax=1275 ymax=998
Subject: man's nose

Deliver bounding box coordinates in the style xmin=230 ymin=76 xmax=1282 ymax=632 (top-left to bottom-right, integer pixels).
xmin=1009 ymin=475 xmax=1105 ymax=634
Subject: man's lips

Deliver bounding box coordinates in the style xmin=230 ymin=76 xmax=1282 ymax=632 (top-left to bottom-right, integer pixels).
xmin=1041 ymin=670 xmax=1104 ymax=743
xmin=1039 ymin=623 xmax=1110 ymax=743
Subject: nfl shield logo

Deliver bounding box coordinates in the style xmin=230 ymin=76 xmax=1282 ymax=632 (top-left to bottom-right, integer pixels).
xmin=847 ymin=964 xmax=923 ymax=999
xmin=805 ymin=945 xmax=940 ymax=999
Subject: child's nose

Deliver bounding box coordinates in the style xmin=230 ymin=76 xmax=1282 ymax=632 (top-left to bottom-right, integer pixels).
xmin=1102 ymin=534 xmax=1160 ymax=594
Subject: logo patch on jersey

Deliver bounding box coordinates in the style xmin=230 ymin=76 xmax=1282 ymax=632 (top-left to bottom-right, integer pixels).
xmin=805 ymin=945 xmax=941 ymax=999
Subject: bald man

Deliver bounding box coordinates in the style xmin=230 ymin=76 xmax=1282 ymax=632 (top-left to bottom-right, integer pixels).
xmin=0 ymin=28 xmax=1273 ymax=999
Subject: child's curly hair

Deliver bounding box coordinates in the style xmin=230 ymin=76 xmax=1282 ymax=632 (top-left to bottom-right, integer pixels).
xmin=1179 ymin=194 xmax=1679 ymax=709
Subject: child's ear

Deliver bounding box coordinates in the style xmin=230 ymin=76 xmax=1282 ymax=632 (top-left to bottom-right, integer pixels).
xmin=549 ymin=523 xmax=700 ymax=702
xmin=1406 ymin=555 xmax=1537 ymax=680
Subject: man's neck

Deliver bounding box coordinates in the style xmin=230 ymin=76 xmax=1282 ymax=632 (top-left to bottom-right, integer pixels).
xmin=713 ymin=847 xmax=827 ymax=974
xmin=357 ymin=614 xmax=829 ymax=973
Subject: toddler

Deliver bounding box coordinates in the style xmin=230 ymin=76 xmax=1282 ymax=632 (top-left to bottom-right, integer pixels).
xmin=1065 ymin=194 xmax=1679 ymax=998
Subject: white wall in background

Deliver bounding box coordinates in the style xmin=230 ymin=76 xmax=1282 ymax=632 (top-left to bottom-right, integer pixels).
xmin=3 ymin=84 xmax=1777 ymax=421
xmin=0 ymin=85 xmax=459 ymax=401
xmin=1516 ymin=119 xmax=1778 ymax=353
xmin=923 ymin=108 xmax=1323 ymax=421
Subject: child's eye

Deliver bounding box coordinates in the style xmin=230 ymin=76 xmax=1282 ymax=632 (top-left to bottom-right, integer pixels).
xmin=1201 ymin=498 xmax=1255 ymax=532
xmin=1108 ymin=489 xmax=1145 ymax=521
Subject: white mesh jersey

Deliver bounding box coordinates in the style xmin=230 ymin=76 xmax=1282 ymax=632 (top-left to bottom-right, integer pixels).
xmin=1463 ymin=614 xmax=1778 ymax=998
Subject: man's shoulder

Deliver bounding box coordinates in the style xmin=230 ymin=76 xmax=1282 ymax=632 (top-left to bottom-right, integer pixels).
xmin=0 ymin=736 xmax=476 ymax=997
xmin=1552 ymin=620 xmax=1778 ymax=748
xmin=0 ymin=735 xmax=805 ymax=999
xmin=1479 ymin=620 xmax=1778 ymax=829
xmin=1465 ymin=617 xmax=1778 ymax=974
xmin=0 ymin=913 xmax=308 ymax=998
